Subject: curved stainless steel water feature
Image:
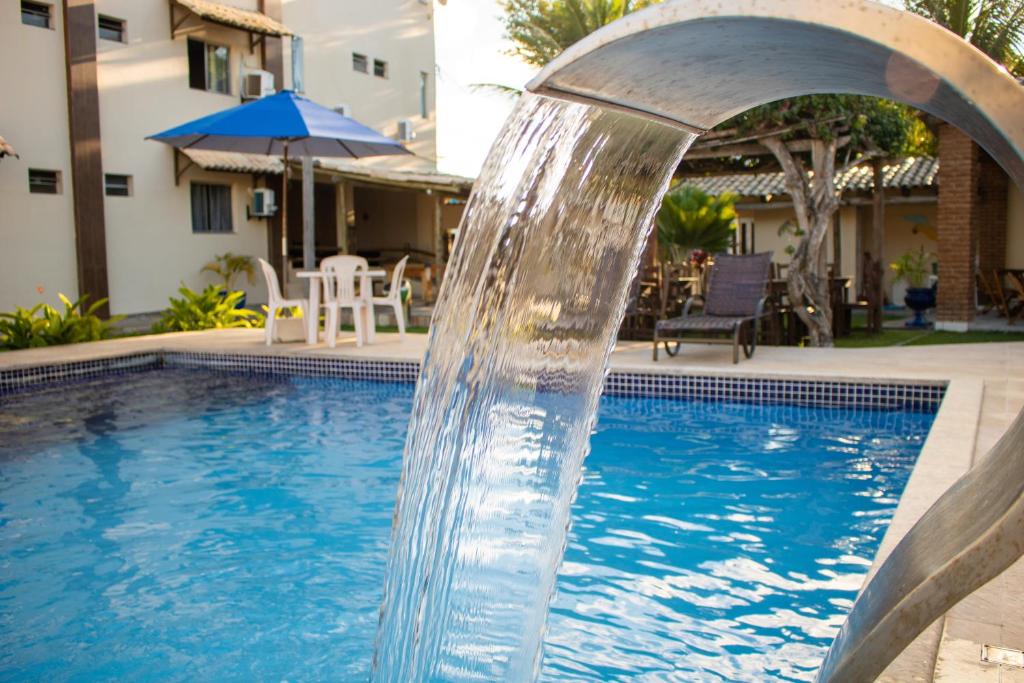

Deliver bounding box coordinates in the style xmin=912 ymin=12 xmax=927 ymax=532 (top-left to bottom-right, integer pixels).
xmin=375 ymin=1 xmax=1024 ymax=681
xmin=524 ymin=1 xmax=1024 ymax=681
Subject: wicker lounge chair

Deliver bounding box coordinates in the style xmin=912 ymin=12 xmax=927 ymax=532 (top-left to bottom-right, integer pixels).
xmin=653 ymin=252 xmax=773 ymax=364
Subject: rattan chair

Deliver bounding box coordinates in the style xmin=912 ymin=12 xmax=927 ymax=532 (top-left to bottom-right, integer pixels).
xmin=653 ymin=252 xmax=773 ymax=364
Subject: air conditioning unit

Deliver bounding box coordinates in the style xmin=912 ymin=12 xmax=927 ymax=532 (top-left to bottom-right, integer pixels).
xmin=250 ymin=188 xmax=277 ymax=217
xmin=398 ymin=119 xmax=416 ymax=142
xmin=334 ymin=103 xmax=352 ymax=117
xmin=241 ymin=70 xmax=275 ymax=100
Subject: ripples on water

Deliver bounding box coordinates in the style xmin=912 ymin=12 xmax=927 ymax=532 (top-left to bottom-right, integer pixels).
xmin=0 ymin=369 xmax=931 ymax=681
xmin=542 ymin=397 xmax=930 ymax=682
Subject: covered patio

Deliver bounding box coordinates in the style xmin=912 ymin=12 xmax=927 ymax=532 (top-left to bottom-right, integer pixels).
xmin=176 ymin=149 xmax=472 ymax=312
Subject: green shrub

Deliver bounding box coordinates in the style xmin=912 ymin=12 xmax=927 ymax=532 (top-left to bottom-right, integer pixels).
xmin=656 ymin=186 xmax=737 ymax=263
xmin=153 ymin=284 xmax=262 ymax=333
xmin=0 ymin=294 xmax=122 ymax=351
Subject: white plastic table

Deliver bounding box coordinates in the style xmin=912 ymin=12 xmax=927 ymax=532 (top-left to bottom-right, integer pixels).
xmin=296 ymin=269 xmax=386 ymax=345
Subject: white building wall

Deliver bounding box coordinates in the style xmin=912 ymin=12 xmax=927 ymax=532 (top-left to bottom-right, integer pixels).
xmin=96 ymin=0 xmax=270 ymax=314
xmin=0 ymin=3 xmax=80 ymax=311
xmin=286 ymin=0 xmax=437 ymax=164
xmin=1 ymin=0 xmax=440 ymax=317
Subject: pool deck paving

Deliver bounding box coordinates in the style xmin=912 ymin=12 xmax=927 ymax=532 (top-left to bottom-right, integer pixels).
xmin=2 ymin=328 xmax=1023 ymax=681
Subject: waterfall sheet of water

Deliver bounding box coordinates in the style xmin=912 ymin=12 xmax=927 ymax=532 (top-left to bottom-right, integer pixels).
xmin=372 ymin=93 xmax=696 ymax=682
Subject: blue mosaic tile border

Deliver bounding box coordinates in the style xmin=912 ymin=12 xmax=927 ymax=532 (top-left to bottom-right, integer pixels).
xmin=162 ymin=351 xmax=420 ymax=384
xmin=603 ymin=372 xmax=946 ymax=412
xmin=0 ymin=350 xmax=946 ymax=411
xmin=0 ymin=352 xmax=161 ymax=397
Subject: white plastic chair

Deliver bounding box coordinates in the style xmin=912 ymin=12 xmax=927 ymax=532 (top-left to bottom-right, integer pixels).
xmin=258 ymin=258 xmax=308 ymax=346
xmin=320 ymin=256 xmax=368 ymax=348
xmin=372 ymin=255 xmax=409 ymax=339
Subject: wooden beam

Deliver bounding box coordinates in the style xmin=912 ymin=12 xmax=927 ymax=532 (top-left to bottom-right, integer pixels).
xmin=301 ymin=156 xmax=315 ymax=270
xmin=173 ymin=149 xmax=195 ymax=186
xmin=871 ymin=158 xmax=886 ymax=331
xmin=62 ymin=0 xmax=110 ymax=316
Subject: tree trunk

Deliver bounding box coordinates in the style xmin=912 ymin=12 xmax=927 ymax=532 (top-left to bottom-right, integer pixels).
xmin=761 ymin=136 xmax=839 ymax=347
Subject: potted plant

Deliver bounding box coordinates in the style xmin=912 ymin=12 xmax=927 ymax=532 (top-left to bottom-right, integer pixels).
xmin=201 ymin=253 xmax=256 ymax=308
xmin=890 ymin=247 xmax=935 ymax=328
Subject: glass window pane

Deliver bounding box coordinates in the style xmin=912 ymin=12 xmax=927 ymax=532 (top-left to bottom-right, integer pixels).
xmin=29 ymin=169 xmax=60 ymax=194
xmin=207 ymin=44 xmax=230 ymax=94
xmin=373 ymin=59 xmax=388 ymax=78
xmin=352 ymin=53 xmax=367 ymax=73
xmin=98 ymin=16 xmax=125 ymax=42
xmin=105 ymin=174 xmax=131 ymax=197
xmin=21 ymin=1 xmax=51 ymax=28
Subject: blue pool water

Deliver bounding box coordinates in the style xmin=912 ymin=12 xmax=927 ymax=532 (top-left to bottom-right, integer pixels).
xmin=0 ymin=369 xmax=933 ymax=681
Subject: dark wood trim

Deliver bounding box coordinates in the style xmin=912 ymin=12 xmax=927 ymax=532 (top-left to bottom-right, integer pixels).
xmin=259 ymin=0 xmax=284 ymax=83
xmin=62 ymin=0 xmax=110 ymax=316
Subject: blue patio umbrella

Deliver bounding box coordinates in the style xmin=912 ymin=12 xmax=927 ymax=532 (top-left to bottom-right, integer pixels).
xmin=148 ymin=90 xmax=410 ymax=269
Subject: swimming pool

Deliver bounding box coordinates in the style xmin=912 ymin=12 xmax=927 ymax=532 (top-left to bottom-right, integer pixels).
xmin=0 ymin=368 xmax=933 ymax=681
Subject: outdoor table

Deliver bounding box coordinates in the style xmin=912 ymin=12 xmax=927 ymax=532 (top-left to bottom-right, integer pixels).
xmin=296 ymin=269 xmax=387 ymax=345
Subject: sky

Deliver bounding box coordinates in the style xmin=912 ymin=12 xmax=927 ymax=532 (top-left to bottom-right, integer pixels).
xmin=433 ymin=0 xmax=538 ymax=178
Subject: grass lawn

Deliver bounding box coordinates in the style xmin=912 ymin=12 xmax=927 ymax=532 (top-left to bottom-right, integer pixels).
xmin=836 ymin=328 xmax=1024 ymax=348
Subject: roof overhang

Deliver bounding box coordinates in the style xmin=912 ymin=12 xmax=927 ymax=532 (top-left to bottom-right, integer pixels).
xmin=170 ymin=0 xmax=292 ymax=39
xmin=179 ymin=149 xmax=474 ymax=194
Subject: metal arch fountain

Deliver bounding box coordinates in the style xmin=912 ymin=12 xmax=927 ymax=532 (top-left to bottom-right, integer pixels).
xmin=527 ymin=0 xmax=1024 ymax=187
xmin=375 ymin=2 xmax=1024 ymax=681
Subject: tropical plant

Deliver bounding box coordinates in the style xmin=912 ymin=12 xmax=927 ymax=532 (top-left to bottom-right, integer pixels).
xmin=890 ymin=247 xmax=934 ymax=288
xmin=201 ymin=253 xmax=256 ymax=291
xmin=503 ymin=0 xmax=661 ymax=66
xmin=153 ymin=285 xmax=262 ymax=333
xmin=0 ymin=294 xmax=122 ymax=350
xmin=655 ymin=186 xmax=737 ymax=263
xmin=905 ymin=0 xmax=1024 ymax=74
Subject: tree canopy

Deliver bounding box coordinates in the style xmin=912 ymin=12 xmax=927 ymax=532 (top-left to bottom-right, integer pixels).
xmin=502 ymin=0 xmax=660 ymax=67
xmin=905 ymin=0 xmax=1024 ymax=74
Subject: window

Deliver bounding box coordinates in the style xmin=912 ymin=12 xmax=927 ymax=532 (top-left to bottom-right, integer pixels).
xmin=97 ymin=15 xmax=126 ymax=42
xmin=373 ymin=59 xmax=388 ymax=78
xmin=190 ymin=183 xmax=233 ymax=233
xmin=21 ymin=1 xmax=51 ymax=28
xmin=104 ymin=174 xmax=132 ymax=197
xmin=419 ymin=71 xmax=429 ymax=118
xmin=735 ymin=218 xmax=755 ymax=255
xmin=352 ymin=52 xmax=367 ymax=73
xmin=291 ymin=36 xmax=304 ymax=93
xmin=28 ymin=169 xmax=61 ymax=194
xmin=187 ymin=38 xmax=230 ymax=94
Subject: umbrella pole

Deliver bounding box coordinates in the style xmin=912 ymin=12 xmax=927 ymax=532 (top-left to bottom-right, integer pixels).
xmin=281 ymin=141 xmax=289 ymax=288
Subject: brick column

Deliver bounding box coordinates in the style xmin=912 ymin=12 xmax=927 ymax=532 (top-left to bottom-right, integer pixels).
xmin=936 ymin=124 xmax=980 ymax=330
xmin=977 ymin=152 xmax=1009 ymax=275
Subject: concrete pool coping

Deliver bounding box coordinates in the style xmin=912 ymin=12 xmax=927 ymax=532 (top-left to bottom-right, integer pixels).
xmin=2 ymin=328 xmax=1022 ymax=680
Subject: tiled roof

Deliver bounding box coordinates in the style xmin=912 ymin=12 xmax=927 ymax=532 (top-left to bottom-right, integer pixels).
xmin=174 ymin=0 xmax=292 ymax=37
xmin=182 ymin=149 xmax=284 ymax=174
xmin=680 ymin=156 xmax=938 ymax=198
xmin=0 ymin=136 xmax=16 ymax=159
xmin=180 ymin=149 xmax=474 ymax=193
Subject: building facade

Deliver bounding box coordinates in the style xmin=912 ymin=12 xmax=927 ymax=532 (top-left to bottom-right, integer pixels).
xmin=682 ymin=154 xmax=1024 ymax=322
xmin=0 ymin=0 xmax=469 ymax=316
